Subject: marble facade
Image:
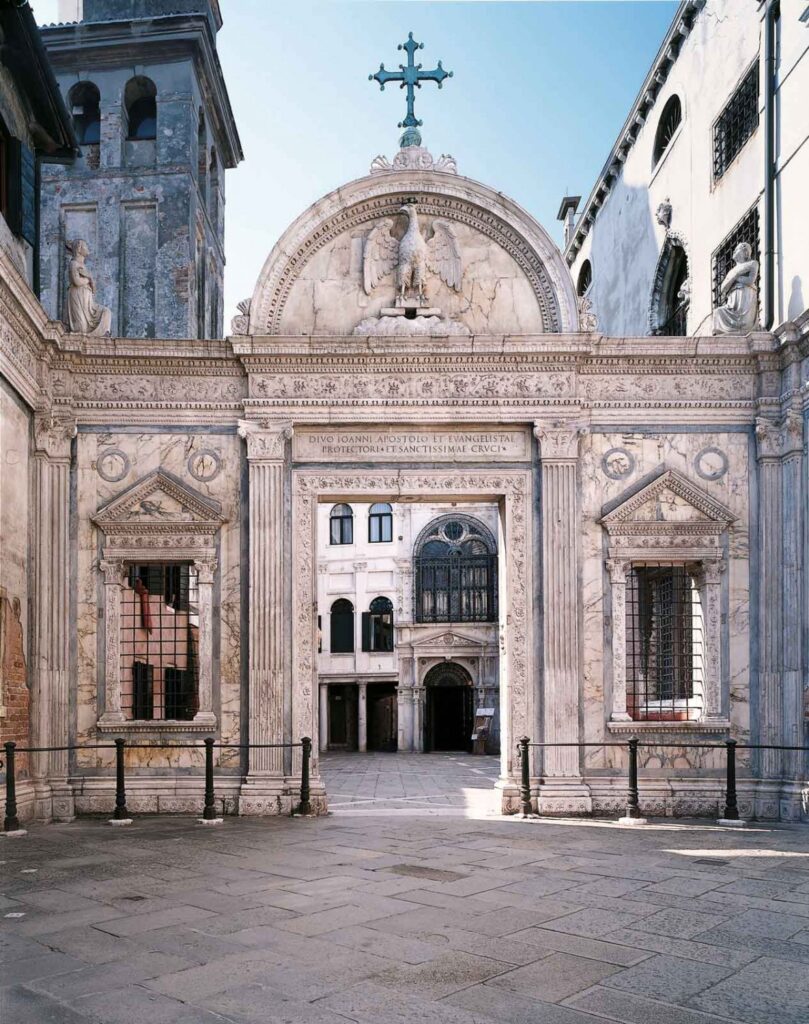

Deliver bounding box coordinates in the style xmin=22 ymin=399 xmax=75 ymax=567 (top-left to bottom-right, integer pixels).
xmin=1 ymin=143 xmax=807 ymax=824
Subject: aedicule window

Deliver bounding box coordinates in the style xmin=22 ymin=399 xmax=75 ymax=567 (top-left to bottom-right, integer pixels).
xmin=121 ymin=563 xmax=199 ymax=720
xmin=625 ymin=564 xmax=703 ymax=722
xmin=713 ymin=63 xmax=758 ymax=181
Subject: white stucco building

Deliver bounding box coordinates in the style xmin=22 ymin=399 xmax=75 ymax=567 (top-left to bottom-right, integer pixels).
xmin=565 ymin=0 xmax=808 ymax=337
xmin=316 ymin=499 xmax=500 ymax=754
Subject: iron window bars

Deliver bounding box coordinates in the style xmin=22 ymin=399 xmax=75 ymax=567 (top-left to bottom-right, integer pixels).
xmin=712 ymin=205 xmax=760 ymax=309
xmin=713 ymin=63 xmax=759 ymax=181
xmin=121 ymin=563 xmax=199 ymax=721
xmin=653 ymin=94 xmax=682 ymax=167
xmin=625 ymin=564 xmax=704 ymax=722
xmin=416 ymin=519 xmax=497 ymax=624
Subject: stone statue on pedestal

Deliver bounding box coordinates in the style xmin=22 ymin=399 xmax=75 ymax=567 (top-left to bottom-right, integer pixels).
xmin=66 ymin=239 xmax=112 ymax=336
xmin=712 ymin=242 xmax=758 ymax=335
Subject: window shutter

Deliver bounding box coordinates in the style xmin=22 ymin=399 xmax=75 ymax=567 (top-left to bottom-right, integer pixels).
xmin=361 ymin=612 xmax=371 ymax=652
xmin=6 ymin=139 xmax=35 ymax=245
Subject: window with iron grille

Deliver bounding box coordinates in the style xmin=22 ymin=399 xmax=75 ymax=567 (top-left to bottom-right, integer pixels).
xmin=415 ymin=517 xmax=497 ymax=624
xmin=329 ymin=503 xmax=353 ymax=545
xmin=653 ymin=95 xmax=682 ymax=167
xmin=625 ymin=564 xmax=704 ymax=721
xmin=712 ymin=206 xmax=760 ymax=308
xmin=713 ymin=63 xmax=758 ymax=181
xmin=362 ymin=596 xmax=394 ymax=652
xmin=120 ymin=563 xmax=199 ymax=721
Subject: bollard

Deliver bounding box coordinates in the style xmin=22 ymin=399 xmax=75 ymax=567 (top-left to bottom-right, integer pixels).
xmin=718 ymin=738 xmax=745 ymax=826
xmin=202 ymin=737 xmax=217 ymax=820
xmin=3 ymin=741 xmax=21 ymax=833
xmin=112 ymin=738 xmax=131 ymax=822
xmin=299 ymin=737 xmax=312 ymax=816
xmin=518 ymin=736 xmax=532 ymax=817
xmin=618 ymin=736 xmax=646 ymax=825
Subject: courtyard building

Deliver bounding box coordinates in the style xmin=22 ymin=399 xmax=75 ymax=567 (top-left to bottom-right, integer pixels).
xmin=0 ymin=0 xmax=807 ymax=829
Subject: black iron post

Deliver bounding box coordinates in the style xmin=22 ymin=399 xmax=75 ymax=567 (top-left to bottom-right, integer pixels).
xmin=3 ymin=741 xmax=20 ymax=832
xmin=519 ymin=736 xmax=532 ymax=817
xmin=625 ymin=736 xmax=642 ymax=820
xmin=722 ymin=739 xmax=740 ymax=821
xmin=202 ymin=737 xmax=217 ymax=820
xmin=113 ymin=738 xmax=130 ymax=820
xmin=299 ymin=737 xmax=312 ymax=815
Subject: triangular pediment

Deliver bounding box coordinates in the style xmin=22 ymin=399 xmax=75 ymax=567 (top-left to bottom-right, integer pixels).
xmin=411 ymin=628 xmax=488 ymax=649
xmin=92 ymin=469 xmax=226 ymax=529
xmin=600 ymin=468 xmax=736 ymax=529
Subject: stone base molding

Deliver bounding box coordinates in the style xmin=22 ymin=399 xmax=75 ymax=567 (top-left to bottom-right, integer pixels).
xmin=238 ymin=777 xmax=327 ymax=817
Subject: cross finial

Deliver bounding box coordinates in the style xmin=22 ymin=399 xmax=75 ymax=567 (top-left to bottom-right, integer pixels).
xmin=369 ymin=32 xmax=453 ymax=132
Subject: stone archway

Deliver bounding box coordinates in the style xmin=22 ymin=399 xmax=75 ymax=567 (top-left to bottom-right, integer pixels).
xmin=423 ymin=662 xmax=474 ymax=752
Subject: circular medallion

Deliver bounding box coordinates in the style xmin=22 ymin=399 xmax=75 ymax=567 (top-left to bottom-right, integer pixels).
xmin=96 ymin=449 xmax=130 ymax=482
xmin=188 ymin=448 xmax=221 ymax=482
xmin=695 ymin=446 xmax=728 ymax=481
xmin=601 ymin=448 xmax=635 ymax=480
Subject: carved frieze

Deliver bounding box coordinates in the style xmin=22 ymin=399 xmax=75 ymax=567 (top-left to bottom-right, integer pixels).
xmin=74 ymin=374 xmax=245 ymax=404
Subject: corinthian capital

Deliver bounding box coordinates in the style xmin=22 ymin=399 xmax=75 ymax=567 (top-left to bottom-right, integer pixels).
xmin=533 ymin=419 xmax=589 ymax=461
xmin=33 ymin=411 xmax=76 ymax=460
xmin=238 ymin=418 xmax=294 ymax=461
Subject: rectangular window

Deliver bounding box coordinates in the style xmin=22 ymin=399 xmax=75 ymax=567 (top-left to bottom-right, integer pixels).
xmin=625 ymin=564 xmax=704 ymax=721
xmin=120 ymin=562 xmax=199 ymax=721
xmin=362 ymin=611 xmax=394 ymax=652
xmin=713 ymin=63 xmax=759 ymax=181
xmin=712 ymin=205 xmax=760 ymax=308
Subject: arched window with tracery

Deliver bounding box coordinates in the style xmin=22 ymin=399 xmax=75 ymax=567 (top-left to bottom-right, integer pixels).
xmin=69 ymin=81 xmax=100 ymax=145
xmin=329 ymin=503 xmax=353 ymax=545
xmin=124 ymin=76 xmax=156 ymax=140
xmin=653 ymin=95 xmax=682 ymax=167
xmin=415 ymin=516 xmax=497 ymax=624
xmin=330 ymin=599 xmax=354 ymax=653
xmin=368 ymin=502 xmax=392 ymax=543
xmin=362 ymin=596 xmax=393 ymax=652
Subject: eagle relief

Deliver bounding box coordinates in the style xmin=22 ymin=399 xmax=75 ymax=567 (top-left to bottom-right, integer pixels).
xmin=354 ymin=201 xmax=470 ymax=336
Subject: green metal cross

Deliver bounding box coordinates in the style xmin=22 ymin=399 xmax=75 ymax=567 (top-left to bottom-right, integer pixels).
xmin=369 ymin=33 xmax=453 ymax=130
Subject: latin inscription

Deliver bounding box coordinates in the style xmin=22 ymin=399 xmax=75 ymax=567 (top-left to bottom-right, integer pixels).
xmin=294 ymin=428 xmax=529 ymax=463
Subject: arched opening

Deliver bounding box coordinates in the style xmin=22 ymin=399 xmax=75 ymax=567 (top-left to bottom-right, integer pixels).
xmin=329 ymin=598 xmax=354 ymax=654
xmin=362 ymin=596 xmax=393 ymax=652
xmin=124 ymin=76 xmax=156 ymax=140
xmin=415 ymin=515 xmax=497 ymax=623
xmin=424 ymin=662 xmax=474 ymax=752
xmin=576 ymin=259 xmax=592 ymax=297
xmin=368 ymin=502 xmax=392 ymax=543
xmin=69 ymin=81 xmax=100 ymax=145
xmin=329 ymin=503 xmax=353 ymax=545
xmin=653 ymin=95 xmax=682 ymax=167
xmin=650 ymin=236 xmax=689 ymax=336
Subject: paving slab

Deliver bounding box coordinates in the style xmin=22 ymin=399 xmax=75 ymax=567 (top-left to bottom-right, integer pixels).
xmin=484 ymin=950 xmax=622 ymax=1002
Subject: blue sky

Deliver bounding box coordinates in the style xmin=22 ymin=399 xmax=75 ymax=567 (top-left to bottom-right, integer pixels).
xmin=33 ymin=1 xmax=678 ymax=325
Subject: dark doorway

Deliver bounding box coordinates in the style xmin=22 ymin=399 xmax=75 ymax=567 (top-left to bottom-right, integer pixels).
xmin=367 ymin=684 xmax=397 ymax=751
xmin=427 ymin=685 xmax=474 ymax=751
xmin=328 ymin=685 xmax=357 ymax=749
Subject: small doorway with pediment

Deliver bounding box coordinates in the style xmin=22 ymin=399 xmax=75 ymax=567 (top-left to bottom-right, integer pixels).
xmin=424 ymin=662 xmax=474 ymax=752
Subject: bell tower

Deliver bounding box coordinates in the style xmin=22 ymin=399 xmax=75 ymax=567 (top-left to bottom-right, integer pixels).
xmin=38 ymin=0 xmax=242 ymax=339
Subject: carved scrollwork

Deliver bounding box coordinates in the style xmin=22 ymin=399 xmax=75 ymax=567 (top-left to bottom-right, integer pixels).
xmin=33 ymin=413 xmax=76 ymax=460
xmin=238 ymin=419 xmax=294 ymax=461
xmin=533 ymin=420 xmax=589 ymax=460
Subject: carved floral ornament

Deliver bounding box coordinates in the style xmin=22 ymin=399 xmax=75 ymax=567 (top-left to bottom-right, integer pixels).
xmin=247 ymin=175 xmax=579 ymax=335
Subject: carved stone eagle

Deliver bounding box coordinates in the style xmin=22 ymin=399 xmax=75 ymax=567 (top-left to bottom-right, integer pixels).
xmin=362 ymin=203 xmax=462 ymax=303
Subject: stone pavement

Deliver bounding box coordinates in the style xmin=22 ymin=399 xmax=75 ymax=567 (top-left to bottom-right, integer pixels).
xmin=321 ymin=752 xmax=502 ymax=815
xmin=3 ymin=790 xmax=809 ymax=1023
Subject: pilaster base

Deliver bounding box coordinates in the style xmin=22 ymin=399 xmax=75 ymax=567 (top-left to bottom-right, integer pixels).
xmin=239 ymin=775 xmax=328 ymax=816
xmin=536 ymin=779 xmax=593 ymax=816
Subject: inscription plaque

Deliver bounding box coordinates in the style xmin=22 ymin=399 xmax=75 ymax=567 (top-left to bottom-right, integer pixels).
xmin=293 ymin=427 xmax=530 ymax=463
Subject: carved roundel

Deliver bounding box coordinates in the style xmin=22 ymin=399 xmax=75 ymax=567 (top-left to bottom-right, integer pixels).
xmin=188 ymin=448 xmax=222 ymax=483
xmin=96 ymin=448 xmax=130 ymax=483
xmin=694 ymin=446 xmax=728 ymax=482
xmin=601 ymin=447 xmax=635 ymax=481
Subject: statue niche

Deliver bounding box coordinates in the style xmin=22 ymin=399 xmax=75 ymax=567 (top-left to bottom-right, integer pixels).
xmin=65 ymin=239 xmax=112 ymax=337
